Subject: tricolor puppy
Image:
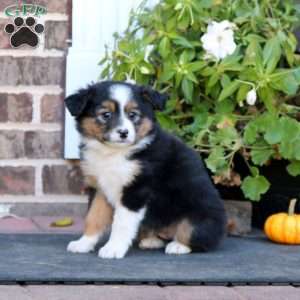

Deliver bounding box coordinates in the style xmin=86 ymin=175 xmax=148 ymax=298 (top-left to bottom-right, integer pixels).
xmin=65 ymin=81 xmax=226 ymax=259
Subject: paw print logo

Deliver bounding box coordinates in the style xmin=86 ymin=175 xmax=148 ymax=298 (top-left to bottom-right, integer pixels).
xmin=4 ymin=16 xmax=44 ymax=48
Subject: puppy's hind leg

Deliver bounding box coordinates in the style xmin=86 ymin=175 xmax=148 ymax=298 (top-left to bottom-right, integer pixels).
xmin=67 ymin=190 xmax=113 ymax=253
xmin=165 ymin=220 xmax=192 ymax=255
xmin=168 ymin=211 xmax=226 ymax=254
xmin=165 ymin=213 xmax=226 ymax=255
xmin=139 ymin=230 xmax=165 ymax=250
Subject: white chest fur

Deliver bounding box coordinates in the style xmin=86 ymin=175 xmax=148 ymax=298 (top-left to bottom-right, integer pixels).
xmin=80 ymin=139 xmax=140 ymax=207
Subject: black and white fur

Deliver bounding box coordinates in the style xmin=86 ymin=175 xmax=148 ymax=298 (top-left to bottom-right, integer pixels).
xmin=65 ymin=81 xmax=227 ymax=258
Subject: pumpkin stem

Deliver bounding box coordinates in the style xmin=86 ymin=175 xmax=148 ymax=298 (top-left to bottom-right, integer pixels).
xmin=288 ymin=198 xmax=297 ymax=216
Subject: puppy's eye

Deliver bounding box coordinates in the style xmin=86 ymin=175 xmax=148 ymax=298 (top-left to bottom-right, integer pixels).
xmin=99 ymin=111 xmax=112 ymax=122
xmin=128 ymin=111 xmax=140 ymax=122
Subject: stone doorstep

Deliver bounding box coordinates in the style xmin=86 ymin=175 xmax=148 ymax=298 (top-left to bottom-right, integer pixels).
xmin=0 ymin=200 xmax=252 ymax=235
xmin=225 ymin=200 xmax=252 ymax=236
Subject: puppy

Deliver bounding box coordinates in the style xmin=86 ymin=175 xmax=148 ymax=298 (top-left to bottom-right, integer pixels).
xmin=65 ymin=81 xmax=226 ymax=259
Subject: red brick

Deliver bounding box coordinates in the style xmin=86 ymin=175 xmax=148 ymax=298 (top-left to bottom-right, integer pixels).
xmin=0 ymin=94 xmax=8 ymax=121
xmin=0 ymin=18 xmax=11 ymax=49
xmin=0 ymin=166 xmax=34 ymax=195
xmin=42 ymin=164 xmax=84 ymax=194
xmin=24 ymin=131 xmax=62 ymax=158
xmin=0 ymin=56 xmax=66 ymax=86
xmin=0 ymin=131 xmax=25 ymax=158
xmin=37 ymin=0 xmax=69 ymax=14
xmin=0 ymin=93 xmax=32 ymax=122
xmin=45 ymin=21 xmax=69 ymax=50
xmin=41 ymin=94 xmax=63 ymax=122
xmin=0 ymin=0 xmax=15 ymax=11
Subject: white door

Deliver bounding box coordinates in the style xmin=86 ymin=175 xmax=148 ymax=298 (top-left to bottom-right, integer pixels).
xmin=64 ymin=0 xmax=143 ymax=158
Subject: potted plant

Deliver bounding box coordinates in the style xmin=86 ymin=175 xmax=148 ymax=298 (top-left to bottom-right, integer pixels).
xmin=99 ymin=0 xmax=300 ymax=229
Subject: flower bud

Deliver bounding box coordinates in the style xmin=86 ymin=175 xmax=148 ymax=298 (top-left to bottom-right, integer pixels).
xmin=246 ymin=89 xmax=257 ymax=105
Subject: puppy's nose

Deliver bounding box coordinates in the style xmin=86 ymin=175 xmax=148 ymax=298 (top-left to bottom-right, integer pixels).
xmin=117 ymin=129 xmax=129 ymax=139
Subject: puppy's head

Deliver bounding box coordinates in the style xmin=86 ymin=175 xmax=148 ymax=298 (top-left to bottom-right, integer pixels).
xmin=65 ymin=81 xmax=168 ymax=147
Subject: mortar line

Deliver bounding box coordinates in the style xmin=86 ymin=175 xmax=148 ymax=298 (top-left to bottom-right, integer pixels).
xmin=32 ymin=94 xmax=41 ymax=123
xmin=0 ymin=86 xmax=63 ymax=94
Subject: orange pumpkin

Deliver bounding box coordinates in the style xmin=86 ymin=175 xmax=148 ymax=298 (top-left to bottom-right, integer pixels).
xmin=264 ymin=198 xmax=300 ymax=244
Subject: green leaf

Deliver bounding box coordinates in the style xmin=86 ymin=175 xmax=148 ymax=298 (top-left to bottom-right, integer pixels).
xmin=186 ymin=71 xmax=198 ymax=84
xmin=218 ymin=80 xmax=240 ymax=101
xmin=241 ymin=175 xmax=270 ymax=201
xmin=263 ymin=37 xmax=281 ymax=73
xmin=270 ymin=71 xmax=299 ymax=95
xmin=237 ymin=84 xmax=251 ymax=103
xmin=221 ymin=74 xmax=231 ymax=88
xmin=159 ymin=64 xmax=175 ymax=82
xmin=179 ymin=50 xmax=195 ymax=64
xmin=250 ymin=166 xmax=259 ymax=177
xmin=156 ymin=112 xmax=178 ymax=131
xmin=178 ymin=10 xmax=190 ymax=30
xmin=205 ymin=147 xmax=227 ymax=173
xmin=187 ymin=61 xmax=206 ymax=72
xmin=201 ymin=67 xmax=215 ymax=77
xmin=207 ymin=73 xmax=220 ymax=89
xmin=287 ymin=161 xmax=300 ymax=176
xmin=139 ymin=63 xmax=154 ymax=74
xmin=257 ymin=87 xmax=276 ymax=113
xmin=243 ymin=123 xmax=258 ymax=144
xmin=293 ymin=67 xmax=300 ymax=83
xmin=211 ymin=127 xmax=239 ymax=148
xmin=159 ymin=37 xmax=171 ymax=58
xmin=264 ymin=116 xmax=283 ymax=144
xmin=215 ymin=99 xmax=235 ymax=114
xmin=278 ymin=117 xmax=300 ymax=159
xmin=251 ymin=147 xmax=274 ymax=166
xmin=244 ymin=37 xmax=263 ymax=70
xmin=172 ymin=36 xmax=194 ymax=48
xmin=182 ymin=78 xmax=194 ymax=103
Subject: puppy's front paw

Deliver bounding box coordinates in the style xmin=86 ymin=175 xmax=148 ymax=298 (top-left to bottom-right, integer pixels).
xmin=165 ymin=241 xmax=191 ymax=255
xmin=98 ymin=242 xmax=128 ymax=259
xmin=67 ymin=236 xmax=96 ymax=253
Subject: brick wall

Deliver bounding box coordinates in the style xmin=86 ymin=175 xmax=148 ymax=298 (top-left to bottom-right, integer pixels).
xmin=0 ymin=0 xmax=85 ymax=211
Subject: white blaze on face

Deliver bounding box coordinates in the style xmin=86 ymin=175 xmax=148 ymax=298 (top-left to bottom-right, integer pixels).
xmin=109 ymin=84 xmax=136 ymax=145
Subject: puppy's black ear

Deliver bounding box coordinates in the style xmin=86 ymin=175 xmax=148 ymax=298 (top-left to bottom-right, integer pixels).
xmin=140 ymin=86 xmax=168 ymax=111
xmin=65 ymin=88 xmax=93 ymax=117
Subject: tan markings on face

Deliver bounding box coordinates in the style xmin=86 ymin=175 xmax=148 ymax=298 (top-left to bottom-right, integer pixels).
xmin=80 ymin=117 xmax=104 ymax=139
xmin=84 ymin=192 xmax=113 ymax=236
xmin=101 ymin=100 xmax=116 ymax=112
xmin=124 ymin=100 xmax=138 ymax=113
xmin=175 ymin=219 xmax=193 ymax=246
xmin=137 ymin=117 xmax=153 ymax=139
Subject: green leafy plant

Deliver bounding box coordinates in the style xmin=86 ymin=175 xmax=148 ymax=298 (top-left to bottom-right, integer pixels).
xmin=100 ymin=0 xmax=300 ymax=201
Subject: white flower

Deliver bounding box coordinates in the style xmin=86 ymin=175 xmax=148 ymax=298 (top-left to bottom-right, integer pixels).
xmin=125 ymin=74 xmax=136 ymax=84
xmin=246 ymin=89 xmax=257 ymax=105
xmin=144 ymin=45 xmax=154 ymax=63
xmin=201 ymin=20 xmax=237 ymax=60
